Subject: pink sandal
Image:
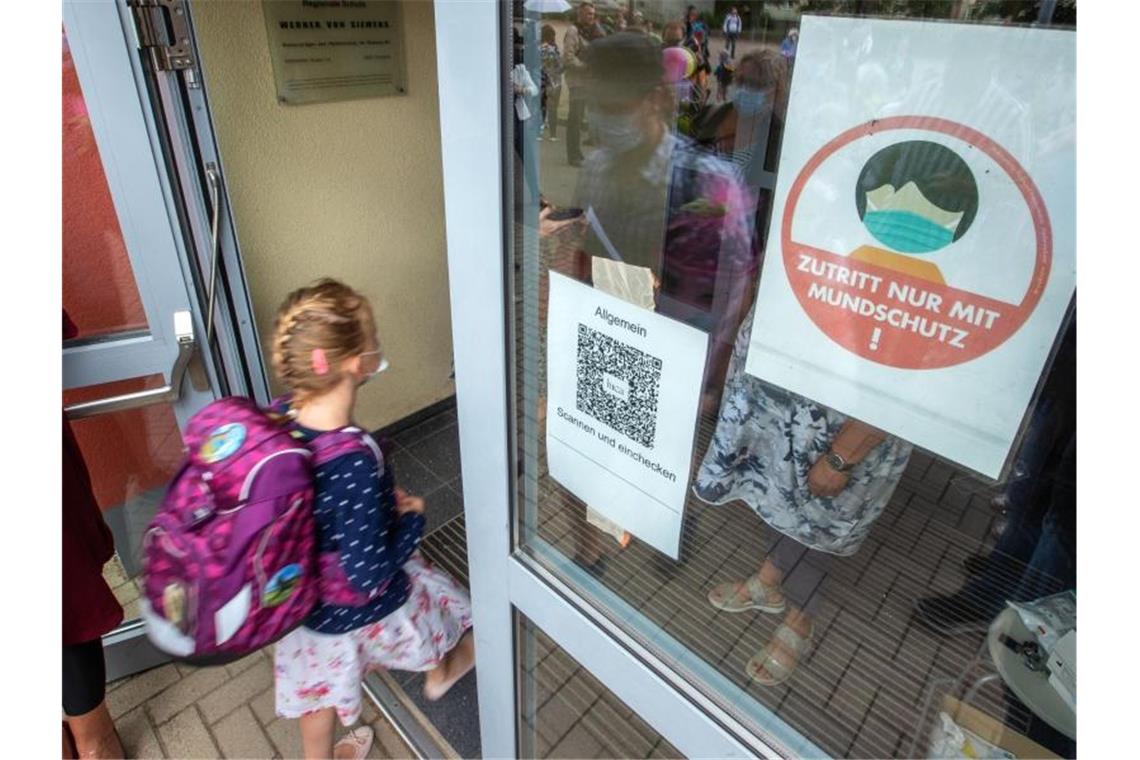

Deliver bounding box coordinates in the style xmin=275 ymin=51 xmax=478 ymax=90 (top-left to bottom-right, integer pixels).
xmin=333 ymin=726 xmax=374 ymax=760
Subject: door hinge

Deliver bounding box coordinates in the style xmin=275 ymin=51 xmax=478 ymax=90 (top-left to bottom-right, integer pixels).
xmin=128 ymin=0 xmax=197 ymax=74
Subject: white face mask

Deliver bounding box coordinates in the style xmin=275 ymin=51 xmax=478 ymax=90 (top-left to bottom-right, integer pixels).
xmin=588 ymin=107 xmax=644 ymax=153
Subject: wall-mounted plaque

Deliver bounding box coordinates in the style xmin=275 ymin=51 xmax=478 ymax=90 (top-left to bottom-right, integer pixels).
xmin=262 ymin=0 xmax=407 ymax=105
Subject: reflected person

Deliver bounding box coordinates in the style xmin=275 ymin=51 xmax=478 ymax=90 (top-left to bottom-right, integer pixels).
xmin=540 ymin=32 xmax=759 ymax=566
xmin=563 ymin=2 xmax=600 ymax=167
xmin=569 ymin=32 xmax=758 ymax=408
xmin=693 ymin=307 xmax=913 ymax=686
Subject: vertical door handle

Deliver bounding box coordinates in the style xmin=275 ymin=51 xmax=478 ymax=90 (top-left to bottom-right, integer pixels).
xmin=65 ymin=311 xmax=197 ymax=420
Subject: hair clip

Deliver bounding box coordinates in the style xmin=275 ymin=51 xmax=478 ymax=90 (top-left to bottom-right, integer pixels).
xmin=311 ymin=348 xmax=330 ymax=376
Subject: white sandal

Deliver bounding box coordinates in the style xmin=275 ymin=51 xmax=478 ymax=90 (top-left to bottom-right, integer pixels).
xmin=333 ymin=726 xmax=374 ymax=760
xmin=745 ymin=623 xmax=813 ymax=687
xmin=707 ymin=574 xmax=786 ymax=614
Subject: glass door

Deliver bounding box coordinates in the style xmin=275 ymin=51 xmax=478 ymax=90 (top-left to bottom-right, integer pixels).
xmin=437 ymin=1 xmax=1075 ymax=758
xmin=63 ymin=1 xmax=219 ymax=681
xmin=435 ymin=2 xmax=760 ymax=757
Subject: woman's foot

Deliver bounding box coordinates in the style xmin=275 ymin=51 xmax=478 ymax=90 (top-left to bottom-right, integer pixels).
xmin=423 ymin=631 xmax=476 ymax=701
xmin=333 ymin=726 xmax=374 ymax=760
xmin=708 ymin=574 xmax=786 ymax=613
xmin=746 ymin=613 xmax=813 ymax=686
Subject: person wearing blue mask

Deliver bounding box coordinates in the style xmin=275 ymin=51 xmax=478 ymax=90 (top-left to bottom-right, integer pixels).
xmin=716 ymin=51 xmax=788 ymax=191
xmin=539 ymin=32 xmax=761 ymax=571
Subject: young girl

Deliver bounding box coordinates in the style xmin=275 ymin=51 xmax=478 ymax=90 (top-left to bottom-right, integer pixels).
xmin=270 ymin=279 xmax=474 ymax=759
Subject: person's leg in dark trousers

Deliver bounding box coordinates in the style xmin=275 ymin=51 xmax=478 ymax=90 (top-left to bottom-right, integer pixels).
xmin=915 ymin=402 xmax=1071 ymax=632
xmin=63 ymin=638 xmax=124 ymax=759
xmin=767 ymin=534 xmax=834 ymax=619
xmin=1011 ymin=435 xmax=1076 ymax=602
xmin=547 ymin=85 xmax=562 ymax=139
xmin=727 ymin=34 xmax=736 ymax=58
xmin=539 ymin=86 xmax=547 ymax=136
xmin=566 ymin=86 xmax=586 ymax=164
xmin=744 ymin=535 xmax=834 ymax=682
xmin=1001 ymin=438 xmax=1076 ymax=758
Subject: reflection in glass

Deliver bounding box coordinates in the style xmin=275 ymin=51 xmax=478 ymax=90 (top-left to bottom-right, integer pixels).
xmin=63 ymin=28 xmax=148 ymax=342
xmin=517 ymin=613 xmax=683 ymax=759
xmin=513 ymin=4 xmax=1076 ymax=758
xmin=63 ymin=375 xmax=186 ymax=619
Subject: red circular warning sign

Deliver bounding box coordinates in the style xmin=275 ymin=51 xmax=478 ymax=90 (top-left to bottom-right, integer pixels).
xmin=782 ymin=116 xmax=1052 ymax=370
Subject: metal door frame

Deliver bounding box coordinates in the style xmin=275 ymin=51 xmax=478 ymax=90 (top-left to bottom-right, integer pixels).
xmin=434 ymin=3 xmax=782 ymax=757
xmin=63 ymin=0 xmax=263 ymax=679
xmin=64 ymin=0 xmax=210 ymax=398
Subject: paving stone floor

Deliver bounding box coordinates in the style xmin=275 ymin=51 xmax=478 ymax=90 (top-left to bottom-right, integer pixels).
xmin=104 ymin=647 xmax=412 ymax=759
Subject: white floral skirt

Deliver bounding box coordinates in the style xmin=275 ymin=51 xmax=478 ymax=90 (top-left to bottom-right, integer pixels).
xmin=274 ymin=554 xmax=472 ymax=726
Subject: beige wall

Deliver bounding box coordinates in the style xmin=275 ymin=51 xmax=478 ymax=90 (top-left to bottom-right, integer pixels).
xmin=193 ymin=0 xmax=453 ymax=429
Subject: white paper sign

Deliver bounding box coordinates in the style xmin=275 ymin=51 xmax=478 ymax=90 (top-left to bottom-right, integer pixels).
xmin=746 ymin=16 xmax=1075 ymax=479
xmin=546 ymin=273 xmax=708 ymax=559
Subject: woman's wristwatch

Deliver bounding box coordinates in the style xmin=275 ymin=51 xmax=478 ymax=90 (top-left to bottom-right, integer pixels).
xmin=824 ymin=451 xmax=855 ymax=473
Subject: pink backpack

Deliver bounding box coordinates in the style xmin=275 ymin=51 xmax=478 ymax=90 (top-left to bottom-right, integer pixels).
xmin=139 ymin=397 xmax=377 ymax=664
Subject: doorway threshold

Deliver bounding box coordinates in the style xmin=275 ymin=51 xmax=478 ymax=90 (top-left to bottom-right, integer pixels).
xmin=364 ymin=668 xmax=461 ymax=760
xmin=370 ymin=403 xmax=480 ymax=758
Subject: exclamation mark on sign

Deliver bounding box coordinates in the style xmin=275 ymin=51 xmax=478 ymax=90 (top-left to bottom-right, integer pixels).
xmin=869 ymin=327 xmax=882 ymax=351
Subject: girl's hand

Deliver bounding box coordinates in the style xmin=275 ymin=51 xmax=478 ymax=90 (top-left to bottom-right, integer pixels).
xmin=807 ymin=457 xmax=850 ymax=498
xmin=394 ymin=487 xmax=425 ymax=515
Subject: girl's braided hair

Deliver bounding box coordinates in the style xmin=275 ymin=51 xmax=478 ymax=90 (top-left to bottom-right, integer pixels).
xmin=271 ymin=278 xmax=374 ymax=407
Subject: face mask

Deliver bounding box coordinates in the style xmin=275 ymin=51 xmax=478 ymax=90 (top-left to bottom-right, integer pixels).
xmin=732 ymin=87 xmax=767 ymax=117
xmin=356 ymin=351 xmax=390 ymax=386
xmin=588 ymin=108 xmax=644 ymax=153
xmin=863 ymin=209 xmax=956 ymax=254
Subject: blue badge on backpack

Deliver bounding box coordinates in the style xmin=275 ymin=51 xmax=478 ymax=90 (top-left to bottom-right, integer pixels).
xmin=200 ymin=423 xmax=246 ymax=463
xmin=263 ymin=564 xmax=303 ymax=607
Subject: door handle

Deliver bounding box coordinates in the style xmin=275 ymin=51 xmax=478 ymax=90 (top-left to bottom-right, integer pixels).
xmin=66 ymin=311 xmax=198 ymax=420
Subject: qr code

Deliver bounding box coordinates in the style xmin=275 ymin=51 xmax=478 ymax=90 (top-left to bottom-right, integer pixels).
xmin=576 ymin=323 xmax=663 ymax=448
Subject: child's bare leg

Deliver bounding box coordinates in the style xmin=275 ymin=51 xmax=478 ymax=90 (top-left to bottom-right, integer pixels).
xmin=66 ymin=701 xmax=123 ymax=760
xmin=424 ymin=630 xmax=476 ymax=701
xmin=299 ymin=707 xmax=337 ymax=759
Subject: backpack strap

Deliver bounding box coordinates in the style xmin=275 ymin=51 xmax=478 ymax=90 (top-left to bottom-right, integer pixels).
xmin=308 ymin=427 xmax=383 ymax=469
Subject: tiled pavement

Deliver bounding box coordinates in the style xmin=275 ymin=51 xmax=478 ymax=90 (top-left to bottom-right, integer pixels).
xmin=103 ymin=647 xmax=412 ymax=759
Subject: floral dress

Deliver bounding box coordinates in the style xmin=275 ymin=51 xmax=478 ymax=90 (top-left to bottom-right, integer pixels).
xmin=275 ymin=555 xmax=471 ymax=726
xmin=692 ymin=307 xmax=913 ymax=556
